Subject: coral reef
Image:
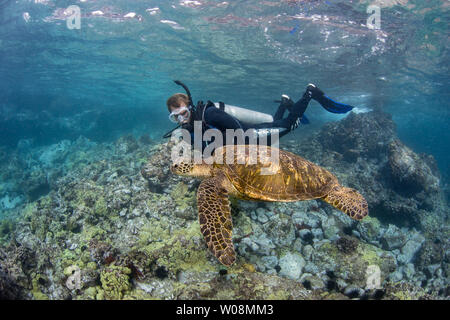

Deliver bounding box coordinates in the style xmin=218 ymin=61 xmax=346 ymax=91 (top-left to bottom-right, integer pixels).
xmin=0 ymin=244 xmax=35 ymax=299
xmin=0 ymin=112 xmax=448 ymax=300
xmin=302 ymin=111 xmax=446 ymax=231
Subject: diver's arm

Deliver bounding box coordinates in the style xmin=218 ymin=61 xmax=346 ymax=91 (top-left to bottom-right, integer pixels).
xmin=204 ymin=107 xmax=243 ymax=131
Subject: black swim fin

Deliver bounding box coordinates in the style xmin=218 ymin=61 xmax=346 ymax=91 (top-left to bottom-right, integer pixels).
xmin=306 ymin=84 xmax=354 ymax=114
xmin=315 ymin=94 xmax=354 ymax=114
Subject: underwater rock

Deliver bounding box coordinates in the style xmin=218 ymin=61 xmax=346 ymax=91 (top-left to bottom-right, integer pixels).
xmin=317 ymin=111 xmax=396 ymax=162
xmin=302 ymin=245 xmax=314 ymax=261
xmin=303 ymin=262 xmax=320 ymax=275
xmin=322 ymin=217 xmax=340 ymax=241
xmin=383 ymin=282 xmax=432 ymax=300
xmin=100 ymin=264 xmax=131 ymax=300
xmin=335 ymin=235 xmax=359 ymax=254
xmin=311 ymin=228 xmax=324 ymax=241
xmin=356 ymin=217 xmax=382 ymax=244
xmin=141 ymin=142 xmax=196 ymax=193
xmin=388 ymin=139 xmax=440 ymax=196
xmin=292 ymin=211 xmax=321 ymax=230
xmin=312 ymin=240 xmax=396 ymax=291
xmin=278 ymin=252 xmax=305 ymax=280
xmin=298 ymin=111 xmax=445 ymax=235
xmin=0 ymin=194 xmax=25 ymax=211
xmin=256 ymin=208 xmax=269 ymax=224
xmin=0 ymin=267 xmax=24 ymax=299
xmin=251 ymin=234 xmax=276 ymax=256
xmin=397 ymin=233 xmax=425 ymax=265
xmin=298 ymin=229 xmax=314 ymax=244
xmin=389 ymin=270 xmax=403 ymax=282
xmin=0 ymin=250 xmax=26 ymax=299
xmin=0 ymin=245 xmax=35 ymax=299
xmin=415 ymin=239 xmax=444 ymax=274
xmin=20 ymin=169 xmax=50 ymax=201
xmin=108 ymin=187 xmax=131 ymax=212
xmin=299 ymin=273 xmax=325 ymax=291
xmin=402 ymin=263 xmax=416 ymax=280
xmin=38 ymin=140 xmax=71 ymax=168
xmin=116 ymin=135 xmax=139 ymax=154
xmin=380 ymin=224 xmax=406 ymax=251
xmin=88 ymin=239 xmax=117 ymax=266
xmin=262 ymin=214 xmax=295 ymax=247
xmin=261 ymin=255 xmax=278 ymax=271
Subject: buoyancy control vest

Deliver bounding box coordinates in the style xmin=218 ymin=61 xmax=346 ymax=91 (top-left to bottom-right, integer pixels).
xmin=163 ymin=80 xmax=288 ymax=142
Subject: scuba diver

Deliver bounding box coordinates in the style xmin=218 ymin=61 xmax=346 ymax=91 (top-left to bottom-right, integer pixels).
xmin=164 ymin=80 xmax=354 ymax=149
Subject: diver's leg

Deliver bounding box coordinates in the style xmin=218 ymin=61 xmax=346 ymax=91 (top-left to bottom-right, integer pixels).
xmin=289 ymin=88 xmax=313 ymax=119
xmin=248 ymin=83 xmax=354 ymax=137
xmin=252 ymin=119 xmax=291 ymax=129
xmin=254 ymin=91 xmax=311 ymax=130
xmin=273 ymin=95 xmax=293 ymax=120
xmin=250 ymin=89 xmax=312 ymax=132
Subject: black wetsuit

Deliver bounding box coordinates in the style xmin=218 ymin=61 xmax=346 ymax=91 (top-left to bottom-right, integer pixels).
xmin=181 ymin=92 xmax=312 ymax=150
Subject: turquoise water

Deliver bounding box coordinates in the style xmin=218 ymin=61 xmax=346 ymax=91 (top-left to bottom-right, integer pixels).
xmin=1 ymin=1 xmax=448 ymax=160
xmin=0 ymin=0 xmax=448 ymax=300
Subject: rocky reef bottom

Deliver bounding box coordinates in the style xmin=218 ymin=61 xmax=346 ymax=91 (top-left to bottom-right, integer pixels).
xmin=0 ymin=111 xmax=448 ymax=300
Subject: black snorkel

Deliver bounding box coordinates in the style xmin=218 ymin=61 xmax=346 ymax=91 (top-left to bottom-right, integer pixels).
xmin=173 ymin=80 xmax=194 ymax=108
xmin=162 ymin=80 xmax=194 ymax=139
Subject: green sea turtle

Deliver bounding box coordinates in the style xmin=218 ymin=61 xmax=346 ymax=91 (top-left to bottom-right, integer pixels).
xmin=171 ymin=145 xmax=368 ymax=266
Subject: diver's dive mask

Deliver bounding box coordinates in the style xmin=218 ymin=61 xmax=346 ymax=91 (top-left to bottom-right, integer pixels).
xmin=168 ymin=106 xmax=191 ymax=124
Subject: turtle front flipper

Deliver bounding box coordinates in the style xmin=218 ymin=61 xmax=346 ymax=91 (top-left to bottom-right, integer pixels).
xmin=197 ymin=174 xmax=236 ymax=266
xmin=322 ymin=185 xmax=368 ymax=220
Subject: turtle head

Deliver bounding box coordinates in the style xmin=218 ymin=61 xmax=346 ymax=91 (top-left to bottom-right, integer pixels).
xmin=170 ymin=161 xmax=212 ymax=178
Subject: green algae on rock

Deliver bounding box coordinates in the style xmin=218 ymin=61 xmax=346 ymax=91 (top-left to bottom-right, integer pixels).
xmin=100 ymin=264 xmax=132 ymax=300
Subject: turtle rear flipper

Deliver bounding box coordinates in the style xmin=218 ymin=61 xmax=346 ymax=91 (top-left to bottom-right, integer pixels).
xmin=197 ymin=174 xmax=236 ymax=266
xmin=322 ymin=185 xmax=368 ymax=220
